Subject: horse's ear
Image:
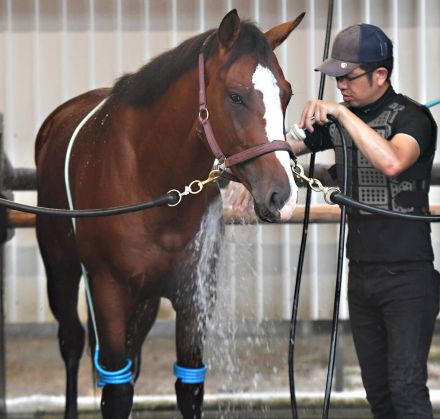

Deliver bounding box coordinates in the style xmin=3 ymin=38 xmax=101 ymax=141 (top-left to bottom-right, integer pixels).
xmin=218 ymin=9 xmax=241 ymax=52
xmin=265 ymin=12 xmax=306 ymax=50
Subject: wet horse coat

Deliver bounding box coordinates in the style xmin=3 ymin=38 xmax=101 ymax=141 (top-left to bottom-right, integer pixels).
xmin=35 ymin=9 xmax=303 ymax=419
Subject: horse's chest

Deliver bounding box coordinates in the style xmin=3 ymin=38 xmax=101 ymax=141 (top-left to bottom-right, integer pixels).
xmin=155 ymin=198 xmax=221 ymax=253
xmin=86 ymin=197 xmax=224 ymax=297
xmin=152 ymin=197 xmax=224 ymax=285
xmin=156 ymin=229 xmax=195 ymax=253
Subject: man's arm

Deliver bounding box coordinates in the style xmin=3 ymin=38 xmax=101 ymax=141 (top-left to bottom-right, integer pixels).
xmin=299 ymin=99 xmax=421 ymax=177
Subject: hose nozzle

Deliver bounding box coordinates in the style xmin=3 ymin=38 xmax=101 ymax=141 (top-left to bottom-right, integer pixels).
xmin=289 ymin=124 xmax=307 ymax=141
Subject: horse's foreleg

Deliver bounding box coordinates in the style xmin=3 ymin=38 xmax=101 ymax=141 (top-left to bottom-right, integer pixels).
xmin=100 ymin=383 xmax=134 ymax=418
xmin=127 ymin=297 xmax=161 ymax=381
xmin=175 ymin=377 xmax=204 ymax=419
xmin=173 ymin=204 xmax=222 ymax=419
xmin=174 ymin=304 xmax=208 ymax=419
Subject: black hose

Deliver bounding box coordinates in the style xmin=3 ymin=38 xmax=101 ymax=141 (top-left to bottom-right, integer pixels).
xmin=288 ymin=1 xmax=334 ymax=418
xmin=329 ymin=191 xmax=440 ymax=221
xmin=0 ymin=193 xmax=177 ymax=217
xmin=288 ymin=153 xmax=314 ymax=419
xmin=321 ymin=117 xmax=347 ymax=418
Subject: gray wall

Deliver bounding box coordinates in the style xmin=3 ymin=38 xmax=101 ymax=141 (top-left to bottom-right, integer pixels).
xmin=0 ymin=0 xmax=439 ymax=323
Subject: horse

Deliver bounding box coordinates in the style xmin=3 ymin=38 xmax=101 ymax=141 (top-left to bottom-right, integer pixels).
xmin=34 ymin=9 xmax=304 ymax=418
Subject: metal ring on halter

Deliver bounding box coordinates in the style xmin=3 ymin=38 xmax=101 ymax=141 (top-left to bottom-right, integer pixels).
xmin=198 ymin=107 xmax=209 ymax=123
xmin=167 ymin=189 xmax=182 ymax=207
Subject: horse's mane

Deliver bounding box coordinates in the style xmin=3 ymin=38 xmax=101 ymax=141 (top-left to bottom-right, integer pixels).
xmin=111 ymin=21 xmax=272 ymax=107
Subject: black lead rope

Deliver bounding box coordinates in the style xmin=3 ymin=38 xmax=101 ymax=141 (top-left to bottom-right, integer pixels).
xmin=288 ymin=1 xmax=335 ymax=418
xmin=1 ymin=193 xmax=177 ymax=217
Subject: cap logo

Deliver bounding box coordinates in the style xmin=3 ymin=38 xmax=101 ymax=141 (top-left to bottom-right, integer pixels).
xmin=341 ymin=62 xmax=348 ymax=68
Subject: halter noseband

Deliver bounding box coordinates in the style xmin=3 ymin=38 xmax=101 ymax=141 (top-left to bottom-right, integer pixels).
xmin=196 ymin=36 xmax=297 ymax=172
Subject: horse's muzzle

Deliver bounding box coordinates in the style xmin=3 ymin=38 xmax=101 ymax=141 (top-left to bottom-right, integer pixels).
xmin=254 ymin=183 xmax=297 ymax=223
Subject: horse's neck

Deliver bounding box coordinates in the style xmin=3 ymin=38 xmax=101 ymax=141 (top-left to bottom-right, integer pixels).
xmin=135 ymin=69 xmax=215 ymax=182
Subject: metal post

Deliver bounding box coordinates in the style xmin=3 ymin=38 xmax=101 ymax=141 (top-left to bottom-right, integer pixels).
xmin=0 ymin=245 xmax=6 ymax=417
xmin=0 ymin=114 xmax=7 ymax=416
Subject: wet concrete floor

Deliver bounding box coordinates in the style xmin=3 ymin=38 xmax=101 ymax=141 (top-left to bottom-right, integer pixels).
xmin=4 ymin=320 xmax=440 ymax=418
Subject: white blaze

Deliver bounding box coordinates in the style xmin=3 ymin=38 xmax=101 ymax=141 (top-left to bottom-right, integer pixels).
xmin=252 ymin=64 xmax=298 ymax=220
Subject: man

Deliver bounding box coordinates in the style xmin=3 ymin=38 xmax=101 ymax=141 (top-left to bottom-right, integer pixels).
xmin=227 ymin=23 xmax=439 ymax=418
xmin=296 ymin=23 xmax=439 ymax=418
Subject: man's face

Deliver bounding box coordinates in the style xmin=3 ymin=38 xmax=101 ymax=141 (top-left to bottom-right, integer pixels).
xmin=335 ymin=68 xmax=382 ymax=107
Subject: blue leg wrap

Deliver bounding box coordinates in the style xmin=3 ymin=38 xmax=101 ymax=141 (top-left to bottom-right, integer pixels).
xmin=173 ymin=362 xmax=208 ymax=384
xmin=94 ymin=348 xmax=133 ymax=388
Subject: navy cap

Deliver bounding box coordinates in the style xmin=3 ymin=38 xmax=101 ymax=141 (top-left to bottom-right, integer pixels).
xmin=316 ymin=24 xmax=393 ymax=77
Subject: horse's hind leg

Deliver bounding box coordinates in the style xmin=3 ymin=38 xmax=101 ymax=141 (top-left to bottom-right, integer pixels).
xmin=37 ymin=222 xmax=85 ymax=419
xmin=44 ymin=261 xmax=85 ymax=418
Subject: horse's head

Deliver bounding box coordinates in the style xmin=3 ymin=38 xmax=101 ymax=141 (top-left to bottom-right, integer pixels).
xmin=202 ymin=10 xmax=304 ymax=223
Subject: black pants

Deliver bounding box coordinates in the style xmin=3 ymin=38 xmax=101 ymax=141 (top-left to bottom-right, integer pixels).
xmin=348 ymin=261 xmax=440 ymax=419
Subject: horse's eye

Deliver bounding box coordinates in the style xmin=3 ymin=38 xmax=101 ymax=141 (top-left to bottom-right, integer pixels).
xmin=230 ymin=93 xmax=244 ymax=105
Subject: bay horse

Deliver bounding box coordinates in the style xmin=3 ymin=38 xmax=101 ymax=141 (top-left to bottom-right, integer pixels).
xmin=35 ymin=9 xmax=304 ymax=419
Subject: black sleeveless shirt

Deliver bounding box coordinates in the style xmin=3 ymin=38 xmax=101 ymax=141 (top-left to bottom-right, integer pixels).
xmin=304 ymin=86 xmax=437 ymax=262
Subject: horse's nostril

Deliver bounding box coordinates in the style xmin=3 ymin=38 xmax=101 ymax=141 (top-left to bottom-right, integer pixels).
xmin=270 ymin=189 xmax=288 ymax=210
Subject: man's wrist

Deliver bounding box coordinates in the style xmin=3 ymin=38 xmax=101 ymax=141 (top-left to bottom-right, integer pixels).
xmin=334 ymin=103 xmax=349 ymax=120
xmin=286 ymin=132 xmax=300 ymax=148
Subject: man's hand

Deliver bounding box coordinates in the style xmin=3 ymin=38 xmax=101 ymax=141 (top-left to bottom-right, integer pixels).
xmin=299 ymin=99 xmax=344 ymax=132
xmin=223 ymin=182 xmax=254 ymax=212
